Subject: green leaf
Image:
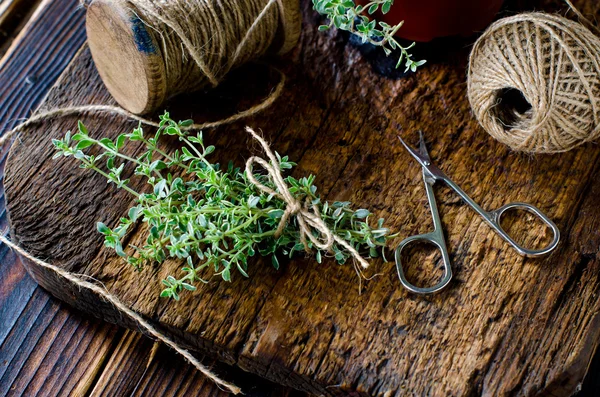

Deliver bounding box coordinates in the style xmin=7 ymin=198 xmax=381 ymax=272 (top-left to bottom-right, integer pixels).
xmin=116 ymin=134 xmax=126 ymax=149
xmin=150 ymin=160 xmax=167 ymax=171
xmin=237 ymin=262 xmax=249 ymax=277
xmin=181 ymin=283 xmax=197 ymax=291
xmin=78 ymin=121 xmax=88 ymax=135
xmin=354 ymin=209 xmax=370 ymax=218
xmin=248 ymin=195 xmax=260 ymax=208
xmin=222 ymin=268 xmax=231 ymax=282
xmin=165 ymin=127 xmax=180 ymax=136
xmin=100 ymin=138 xmax=116 ymax=150
xmin=97 ymin=222 xmax=110 ymax=235
xmin=114 ymin=242 xmax=126 ymax=257
xmin=271 ymin=255 xmax=280 ymax=270
xmin=268 ymin=209 xmax=284 ymax=219
xmin=75 ymin=140 xmax=94 ymax=150
xmin=128 ymin=206 xmax=142 ymax=222
xmin=154 ymin=179 xmax=167 ymax=196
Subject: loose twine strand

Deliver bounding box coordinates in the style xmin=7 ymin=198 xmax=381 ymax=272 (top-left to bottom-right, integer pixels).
xmin=0 ymin=67 xmax=284 ymax=148
xmin=467 ymin=3 xmax=600 ymax=153
xmin=0 ymin=234 xmax=241 ymax=394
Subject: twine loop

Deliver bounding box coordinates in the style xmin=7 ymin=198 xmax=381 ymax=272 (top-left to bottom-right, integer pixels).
xmin=244 ymin=127 xmax=370 ymax=269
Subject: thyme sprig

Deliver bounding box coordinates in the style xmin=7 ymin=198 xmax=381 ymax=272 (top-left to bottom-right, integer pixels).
xmin=52 ymin=113 xmax=397 ymax=300
xmin=312 ymin=0 xmax=426 ymax=72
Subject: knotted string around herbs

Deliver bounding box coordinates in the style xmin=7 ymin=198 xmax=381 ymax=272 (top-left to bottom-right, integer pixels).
xmin=0 ymin=88 xmax=373 ymax=393
xmin=245 ymin=127 xmax=370 ymax=270
xmin=0 ymin=233 xmax=242 ymax=394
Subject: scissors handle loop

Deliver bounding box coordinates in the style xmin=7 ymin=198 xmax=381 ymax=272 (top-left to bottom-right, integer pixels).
xmin=486 ymin=202 xmax=560 ymax=257
xmin=395 ymin=230 xmax=452 ymax=295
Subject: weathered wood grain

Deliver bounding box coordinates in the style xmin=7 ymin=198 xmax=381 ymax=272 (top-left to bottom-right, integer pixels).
xmin=90 ymin=330 xmax=307 ymax=397
xmin=0 ymin=0 xmax=41 ymax=57
xmin=5 ymin=0 xmax=600 ymax=396
xmin=0 ymin=1 xmax=304 ymax=396
xmin=0 ymin=1 xmax=122 ymax=396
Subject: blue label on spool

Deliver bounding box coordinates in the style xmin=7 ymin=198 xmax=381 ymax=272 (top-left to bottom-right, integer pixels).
xmin=131 ymin=16 xmax=156 ymax=54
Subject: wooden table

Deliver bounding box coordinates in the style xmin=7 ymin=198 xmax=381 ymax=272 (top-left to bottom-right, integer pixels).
xmin=0 ymin=1 xmax=305 ymax=396
xmin=0 ymin=0 xmax=599 ymax=396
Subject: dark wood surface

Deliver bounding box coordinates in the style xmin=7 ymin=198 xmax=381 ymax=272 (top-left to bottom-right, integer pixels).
xmin=1 ymin=0 xmax=600 ymax=396
xmin=0 ymin=1 xmax=307 ymax=396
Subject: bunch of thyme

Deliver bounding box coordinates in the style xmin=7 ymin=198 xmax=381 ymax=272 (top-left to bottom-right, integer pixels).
xmin=52 ymin=113 xmax=396 ymax=300
xmin=312 ymin=0 xmax=426 ymax=72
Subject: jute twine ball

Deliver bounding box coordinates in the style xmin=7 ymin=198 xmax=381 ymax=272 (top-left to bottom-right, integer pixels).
xmin=468 ymin=13 xmax=600 ymax=153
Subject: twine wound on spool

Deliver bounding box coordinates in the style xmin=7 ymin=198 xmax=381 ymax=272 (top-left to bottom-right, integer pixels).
xmin=468 ymin=8 xmax=600 ymax=153
xmin=85 ymin=0 xmax=300 ymax=114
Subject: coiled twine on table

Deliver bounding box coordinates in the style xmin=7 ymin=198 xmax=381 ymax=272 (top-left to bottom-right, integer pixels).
xmin=468 ymin=13 xmax=600 ymax=153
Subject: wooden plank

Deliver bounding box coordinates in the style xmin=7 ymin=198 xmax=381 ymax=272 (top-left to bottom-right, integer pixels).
xmin=4 ymin=1 xmax=600 ymax=396
xmin=0 ymin=1 xmax=127 ymax=396
xmin=0 ymin=2 xmax=305 ymax=395
xmin=0 ymin=0 xmax=41 ymax=57
xmin=90 ymin=330 xmax=306 ymax=397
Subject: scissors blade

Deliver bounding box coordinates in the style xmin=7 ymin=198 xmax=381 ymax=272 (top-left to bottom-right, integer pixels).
xmin=397 ymin=134 xmax=431 ymax=169
xmin=418 ymin=131 xmax=431 ymax=163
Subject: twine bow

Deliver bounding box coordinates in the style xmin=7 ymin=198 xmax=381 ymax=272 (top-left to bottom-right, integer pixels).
xmin=244 ymin=127 xmax=370 ymax=269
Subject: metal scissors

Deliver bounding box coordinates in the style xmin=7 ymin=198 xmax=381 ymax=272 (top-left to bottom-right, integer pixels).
xmin=395 ymin=132 xmax=560 ymax=294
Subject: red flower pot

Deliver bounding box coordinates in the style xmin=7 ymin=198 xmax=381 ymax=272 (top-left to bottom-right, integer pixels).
xmin=358 ymin=0 xmax=504 ymax=42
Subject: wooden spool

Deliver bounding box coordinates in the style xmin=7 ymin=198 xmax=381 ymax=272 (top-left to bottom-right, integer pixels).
xmin=85 ymin=0 xmax=300 ymax=115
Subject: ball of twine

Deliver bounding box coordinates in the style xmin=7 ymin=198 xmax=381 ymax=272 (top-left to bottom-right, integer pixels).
xmin=468 ymin=12 xmax=600 ymax=153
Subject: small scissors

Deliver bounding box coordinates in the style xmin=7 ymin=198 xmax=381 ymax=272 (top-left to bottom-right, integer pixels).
xmin=395 ymin=132 xmax=560 ymax=294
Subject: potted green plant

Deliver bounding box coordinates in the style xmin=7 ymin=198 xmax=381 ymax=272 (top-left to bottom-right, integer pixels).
xmin=313 ymin=0 xmax=503 ymax=71
xmin=360 ymin=0 xmax=504 ymax=42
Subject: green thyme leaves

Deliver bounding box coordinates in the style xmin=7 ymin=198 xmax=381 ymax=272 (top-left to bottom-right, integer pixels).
xmin=312 ymin=0 xmax=426 ymax=72
xmin=52 ymin=112 xmax=397 ymax=300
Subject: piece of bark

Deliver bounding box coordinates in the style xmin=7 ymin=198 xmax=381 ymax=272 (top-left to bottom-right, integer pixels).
xmin=5 ymin=0 xmax=600 ymax=396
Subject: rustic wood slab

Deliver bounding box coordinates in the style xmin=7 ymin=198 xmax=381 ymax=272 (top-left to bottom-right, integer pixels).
xmin=5 ymin=0 xmax=600 ymax=395
xmin=0 ymin=1 xmax=120 ymax=395
xmin=0 ymin=1 xmax=302 ymax=395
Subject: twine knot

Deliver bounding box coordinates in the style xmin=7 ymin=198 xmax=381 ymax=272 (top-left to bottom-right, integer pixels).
xmin=244 ymin=127 xmax=370 ymax=269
